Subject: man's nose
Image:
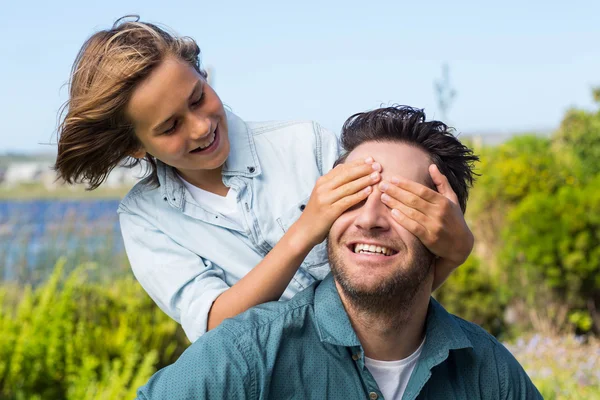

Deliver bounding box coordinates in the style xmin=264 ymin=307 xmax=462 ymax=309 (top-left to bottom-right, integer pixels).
xmin=354 ymin=186 xmax=391 ymax=232
xmin=188 ymin=114 xmax=211 ymax=140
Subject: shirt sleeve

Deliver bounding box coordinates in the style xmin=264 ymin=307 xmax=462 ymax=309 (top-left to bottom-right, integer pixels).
xmin=119 ymin=209 xmax=230 ymax=342
xmin=315 ymin=123 xmax=341 ymax=176
xmin=135 ymin=328 xmax=253 ymax=400
xmin=494 ymin=343 xmax=544 ymax=400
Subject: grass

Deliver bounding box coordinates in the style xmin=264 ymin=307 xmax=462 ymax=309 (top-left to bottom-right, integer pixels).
xmin=506 ymin=334 xmax=600 ymax=399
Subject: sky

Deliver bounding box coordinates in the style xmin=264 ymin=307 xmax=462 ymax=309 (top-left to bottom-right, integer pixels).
xmin=1 ymin=0 xmax=599 ymax=153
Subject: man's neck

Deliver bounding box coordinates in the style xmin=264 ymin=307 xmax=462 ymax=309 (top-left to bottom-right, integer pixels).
xmin=337 ymin=276 xmax=433 ymax=361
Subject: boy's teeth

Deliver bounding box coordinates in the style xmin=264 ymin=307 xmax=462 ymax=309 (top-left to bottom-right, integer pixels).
xmin=199 ymin=132 xmax=215 ymax=149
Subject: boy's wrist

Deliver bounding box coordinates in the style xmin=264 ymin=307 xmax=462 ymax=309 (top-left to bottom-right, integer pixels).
xmin=285 ymin=219 xmax=319 ymax=257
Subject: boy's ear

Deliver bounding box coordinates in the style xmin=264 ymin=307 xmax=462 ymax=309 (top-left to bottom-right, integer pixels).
xmin=130 ymin=148 xmax=147 ymax=159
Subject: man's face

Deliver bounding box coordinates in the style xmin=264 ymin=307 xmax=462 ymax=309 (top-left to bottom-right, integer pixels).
xmin=328 ymin=141 xmax=436 ymax=307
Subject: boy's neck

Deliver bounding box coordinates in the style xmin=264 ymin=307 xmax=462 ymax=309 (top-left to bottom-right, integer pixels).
xmin=177 ymin=167 xmax=229 ymax=196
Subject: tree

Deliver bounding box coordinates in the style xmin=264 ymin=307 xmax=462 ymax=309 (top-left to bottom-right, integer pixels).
xmin=434 ymin=63 xmax=457 ymax=122
xmin=553 ymin=87 xmax=600 ymax=178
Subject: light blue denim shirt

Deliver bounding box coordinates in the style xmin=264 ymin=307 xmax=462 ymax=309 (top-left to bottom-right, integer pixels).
xmin=118 ymin=111 xmax=338 ymax=341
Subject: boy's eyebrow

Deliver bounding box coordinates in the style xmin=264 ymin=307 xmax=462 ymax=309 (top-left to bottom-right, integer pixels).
xmin=152 ymin=80 xmax=204 ymax=133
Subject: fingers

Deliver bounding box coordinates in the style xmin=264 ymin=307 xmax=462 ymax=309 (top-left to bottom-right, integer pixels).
xmin=379 ymin=181 xmax=434 ymax=215
xmin=389 ymin=208 xmax=428 ymax=241
xmin=327 ymin=170 xmax=380 ymax=204
xmin=322 ymin=157 xmax=381 ymax=191
xmin=381 ymin=192 xmax=429 ymax=227
xmin=429 ymin=164 xmax=459 ymax=205
xmin=332 ymin=185 xmax=372 ymax=212
xmin=383 ymin=175 xmax=441 ymax=204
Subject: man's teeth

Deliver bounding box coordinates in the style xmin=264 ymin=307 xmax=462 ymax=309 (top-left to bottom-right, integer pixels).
xmin=198 ymin=132 xmax=216 ymax=150
xmin=353 ymin=243 xmax=394 ymax=256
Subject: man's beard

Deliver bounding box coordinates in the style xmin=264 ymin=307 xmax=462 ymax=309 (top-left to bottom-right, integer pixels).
xmin=327 ymin=237 xmax=434 ymax=319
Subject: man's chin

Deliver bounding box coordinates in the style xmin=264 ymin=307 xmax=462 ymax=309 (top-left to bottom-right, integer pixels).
xmin=335 ymin=272 xmax=397 ymax=299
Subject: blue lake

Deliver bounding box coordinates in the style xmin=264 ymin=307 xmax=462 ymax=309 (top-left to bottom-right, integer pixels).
xmin=0 ymin=199 xmax=125 ymax=281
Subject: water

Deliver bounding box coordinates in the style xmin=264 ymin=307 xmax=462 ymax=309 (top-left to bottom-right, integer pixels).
xmin=0 ymin=199 xmax=125 ymax=282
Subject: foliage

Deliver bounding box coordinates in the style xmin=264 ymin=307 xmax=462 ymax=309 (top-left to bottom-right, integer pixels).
xmin=435 ymin=256 xmax=507 ymax=337
xmin=464 ymin=87 xmax=600 ymax=335
xmin=469 ymin=134 xmax=572 ymax=215
xmin=0 ymin=259 xmax=188 ymax=400
xmin=553 ymin=93 xmax=600 ymax=178
xmin=501 ymin=177 xmax=600 ymax=333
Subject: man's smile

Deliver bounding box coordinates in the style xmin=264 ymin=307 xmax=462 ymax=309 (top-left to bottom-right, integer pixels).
xmin=344 ymin=239 xmax=400 ymax=263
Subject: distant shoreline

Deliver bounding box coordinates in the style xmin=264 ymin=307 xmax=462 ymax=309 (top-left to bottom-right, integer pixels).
xmin=0 ymin=184 xmax=129 ymax=200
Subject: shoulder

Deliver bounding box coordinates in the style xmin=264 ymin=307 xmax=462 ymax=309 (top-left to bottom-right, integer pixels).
xmin=246 ymin=119 xmax=326 ymax=137
xmin=453 ymin=315 xmax=515 ymax=360
xmin=451 ymin=316 xmax=541 ymax=398
xmin=219 ymin=282 xmax=317 ymax=339
xmin=136 ymin=326 xmax=253 ymax=399
xmin=246 ymin=119 xmax=337 ymax=149
xmin=118 ymin=179 xmax=162 ymax=214
xmin=245 ymin=119 xmax=339 ymax=174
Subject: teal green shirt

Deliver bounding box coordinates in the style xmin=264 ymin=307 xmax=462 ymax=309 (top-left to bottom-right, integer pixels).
xmin=136 ymin=274 xmax=541 ymax=399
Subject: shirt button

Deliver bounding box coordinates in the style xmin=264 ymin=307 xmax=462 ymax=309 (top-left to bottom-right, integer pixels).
xmin=369 ymin=392 xmax=378 ymax=400
xmin=352 ymin=352 xmax=361 ymax=361
xmin=247 ymin=166 xmax=256 ymax=173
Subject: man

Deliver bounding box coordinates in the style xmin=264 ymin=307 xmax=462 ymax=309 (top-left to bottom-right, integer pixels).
xmin=136 ymin=106 xmax=541 ymax=400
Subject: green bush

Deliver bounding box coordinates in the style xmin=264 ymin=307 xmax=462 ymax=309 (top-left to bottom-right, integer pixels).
xmin=466 ymin=135 xmax=575 ymax=272
xmin=435 ymin=256 xmax=507 ymax=337
xmin=501 ymin=177 xmax=600 ymax=333
xmin=553 ymin=90 xmax=600 ymax=178
xmin=0 ymin=259 xmax=189 ymax=400
xmin=470 ymin=135 xmax=571 ymax=212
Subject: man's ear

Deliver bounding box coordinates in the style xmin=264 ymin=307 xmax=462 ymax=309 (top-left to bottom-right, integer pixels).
xmin=130 ymin=148 xmax=147 ymax=159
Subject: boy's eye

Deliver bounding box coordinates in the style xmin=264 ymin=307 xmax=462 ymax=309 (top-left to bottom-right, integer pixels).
xmin=191 ymin=93 xmax=204 ymax=107
xmin=163 ymin=120 xmax=178 ymax=135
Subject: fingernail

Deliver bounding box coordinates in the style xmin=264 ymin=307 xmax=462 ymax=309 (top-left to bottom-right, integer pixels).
xmin=372 ymin=162 xmax=381 ymax=171
xmin=365 ymin=157 xmax=374 ymax=163
xmin=381 ymin=193 xmax=390 ymax=202
xmin=379 ymin=182 xmax=389 ymax=191
xmin=370 ymin=171 xmax=379 ymax=180
xmin=364 ymin=186 xmax=372 ymax=194
xmin=392 ymin=209 xmax=400 ymax=217
xmin=391 ymin=176 xmax=400 ymax=184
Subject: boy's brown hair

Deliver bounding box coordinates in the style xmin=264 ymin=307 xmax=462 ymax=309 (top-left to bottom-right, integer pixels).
xmin=55 ymin=16 xmax=207 ymax=189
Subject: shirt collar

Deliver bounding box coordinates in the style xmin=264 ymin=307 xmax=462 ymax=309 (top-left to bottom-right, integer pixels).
xmin=157 ymin=110 xmax=261 ymax=209
xmin=418 ymin=297 xmax=473 ymax=367
xmin=221 ymin=109 xmax=261 ymax=177
xmin=314 ymin=273 xmax=473 ymax=359
xmin=314 ymin=274 xmax=361 ymax=347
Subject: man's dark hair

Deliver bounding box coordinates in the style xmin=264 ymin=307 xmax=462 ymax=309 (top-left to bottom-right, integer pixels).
xmin=336 ymin=105 xmax=479 ymax=212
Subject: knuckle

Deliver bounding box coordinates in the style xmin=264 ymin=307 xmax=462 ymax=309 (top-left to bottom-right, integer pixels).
xmin=429 ymin=229 xmax=440 ymax=242
xmin=413 ymin=224 xmax=426 ymax=236
xmin=407 ymin=196 xmax=418 ymax=208
xmin=343 ymin=197 xmax=356 ymax=208
xmin=432 ymin=223 xmax=444 ymax=236
xmin=439 ymin=199 xmax=451 ymax=212
xmin=405 ymin=207 xmax=417 ymax=218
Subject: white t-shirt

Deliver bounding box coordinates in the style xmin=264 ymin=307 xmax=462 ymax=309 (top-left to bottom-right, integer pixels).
xmin=364 ymin=338 xmax=426 ymax=400
xmin=179 ymin=175 xmax=244 ymax=230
